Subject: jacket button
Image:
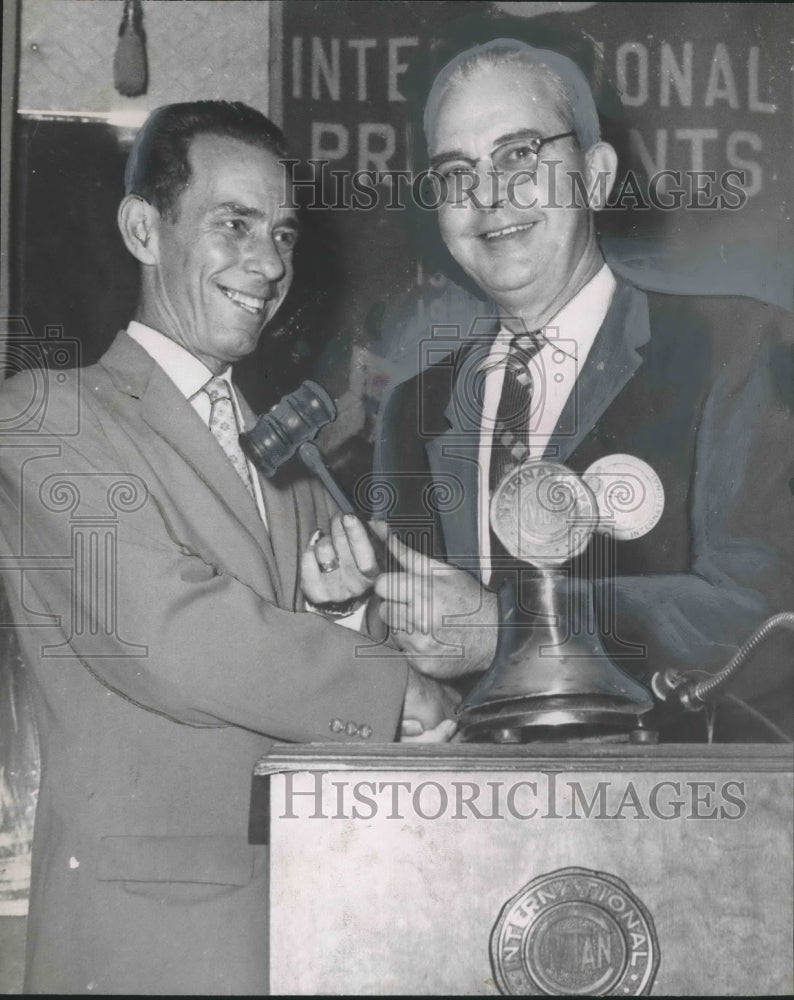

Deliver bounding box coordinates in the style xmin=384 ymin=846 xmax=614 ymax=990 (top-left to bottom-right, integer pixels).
xmin=345 ymin=721 xmax=359 ymax=736
xmin=329 ymin=718 xmax=345 ymax=733
xmin=359 ymin=725 xmax=373 ymax=739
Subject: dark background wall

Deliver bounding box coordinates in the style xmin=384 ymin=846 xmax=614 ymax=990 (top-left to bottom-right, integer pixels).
xmin=10 ymin=3 xmax=791 ymax=478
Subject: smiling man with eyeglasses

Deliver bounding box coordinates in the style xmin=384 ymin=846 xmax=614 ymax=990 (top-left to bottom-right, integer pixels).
xmin=429 ymin=129 xmax=576 ymax=208
xmin=424 ymin=41 xmax=618 ymax=327
xmin=373 ymin=38 xmax=793 ymax=741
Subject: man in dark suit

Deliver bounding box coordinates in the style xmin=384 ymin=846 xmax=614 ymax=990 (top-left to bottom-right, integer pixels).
xmin=374 ymin=40 xmax=793 ymax=738
xmin=0 ymin=101 xmax=456 ymax=994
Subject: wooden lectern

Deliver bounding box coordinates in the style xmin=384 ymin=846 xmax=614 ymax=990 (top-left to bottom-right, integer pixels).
xmin=255 ymin=743 xmax=792 ymax=996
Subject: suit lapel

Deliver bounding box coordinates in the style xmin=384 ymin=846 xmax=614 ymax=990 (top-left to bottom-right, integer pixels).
xmin=99 ymin=332 xmax=285 ymax=604
xmin=425 ymin=324 xmax=496 ymax=562
xmin=421 ymin=281 xmax=652 ymax=558
xmin=425 ymin=432 xmax=480 ymax=564
xmin=545 ymin=279 xmax=651 ymax=463
xmin=236 ymin=394 xmax=298 ymax=605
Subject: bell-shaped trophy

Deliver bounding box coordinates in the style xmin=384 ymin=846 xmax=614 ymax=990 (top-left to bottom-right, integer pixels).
xmin=459 ymin=456 xmax=664 ymax=744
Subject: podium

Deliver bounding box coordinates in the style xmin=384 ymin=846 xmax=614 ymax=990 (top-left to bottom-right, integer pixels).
xmin=255 ymin=743 xmax=793 ymax=996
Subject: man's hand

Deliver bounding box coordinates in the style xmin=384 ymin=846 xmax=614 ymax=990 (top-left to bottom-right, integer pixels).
xmin=300 ymin=513 xmax=379 ymax=605
xmin=400 ymin=667 xmax=460 ymax=743
xmin=400 ymin=719 xmax=458 ymax=743
xmin=372 ymin=523 xmax=500 ymax=678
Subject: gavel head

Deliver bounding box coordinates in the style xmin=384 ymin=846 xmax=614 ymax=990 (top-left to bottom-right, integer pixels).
xmin=239 ymin=380 xmax=337 ymax=477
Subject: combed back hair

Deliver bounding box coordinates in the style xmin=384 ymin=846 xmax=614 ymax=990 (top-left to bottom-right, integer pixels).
xmin=124 ymin=100 xmax=288 ymax=218
xmin=423 ymin=38 xmax=601 ymax=152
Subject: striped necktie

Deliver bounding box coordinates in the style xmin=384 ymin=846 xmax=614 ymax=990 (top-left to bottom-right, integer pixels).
xmin=488 ymin=331 xmax=545 ymax=494
xmin=202 ymin=375 xmax=255 ymax=497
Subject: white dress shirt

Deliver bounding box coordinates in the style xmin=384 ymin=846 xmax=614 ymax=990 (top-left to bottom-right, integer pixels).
xmin=478 ymin=264 xmax=617 ymax=582
xmin=127 ymin=321 xmax=269 ymax=528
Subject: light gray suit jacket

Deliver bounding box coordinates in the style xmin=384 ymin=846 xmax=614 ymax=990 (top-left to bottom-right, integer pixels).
xmin=0 ymin=331 xmax=408 ymax=993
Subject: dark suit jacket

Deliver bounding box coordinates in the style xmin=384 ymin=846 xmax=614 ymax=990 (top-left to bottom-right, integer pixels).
xmin=0 ymin=332 xmax=408 ymax=994
xmin=375 ymin=280 xmax=794 ymax=736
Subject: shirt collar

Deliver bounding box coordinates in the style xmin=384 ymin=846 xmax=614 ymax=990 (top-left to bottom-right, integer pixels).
xmin=497 ymin=263 xmax=616 ymax=358
xmin=126 ymin=321 xmax=232 ymax=400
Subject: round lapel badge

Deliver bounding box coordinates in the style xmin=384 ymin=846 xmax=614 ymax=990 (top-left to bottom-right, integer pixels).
xmin=490 ymin=460 xmax=598 ymax=566
xmin=582 ymin=454 xmax=665 ymax=541
xmin=490 ymin=867 xmax=660 ymax=996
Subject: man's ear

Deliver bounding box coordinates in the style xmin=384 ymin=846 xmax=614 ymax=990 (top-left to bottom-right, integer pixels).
xmin=117 ymin=195 xmax=160 ymax=265
xmin=583 ymin=142 xmax=618 ymax=211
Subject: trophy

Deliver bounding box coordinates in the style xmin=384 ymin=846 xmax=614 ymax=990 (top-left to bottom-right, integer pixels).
xmin=459 ymin=455 xmax=666 ymax=744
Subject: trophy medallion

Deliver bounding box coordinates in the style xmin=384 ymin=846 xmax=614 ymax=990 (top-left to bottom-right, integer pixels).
xmin=460 ymin=458 xmax=661 ymax=743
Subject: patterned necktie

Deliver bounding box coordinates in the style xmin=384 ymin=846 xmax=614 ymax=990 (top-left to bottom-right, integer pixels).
xmin=202 ymin=375 xmax=255 ymax=497
xmin=488 ymin=331 xmax=545 ymax=494
xmin=487 ymin=332 xmax=544 ymax=570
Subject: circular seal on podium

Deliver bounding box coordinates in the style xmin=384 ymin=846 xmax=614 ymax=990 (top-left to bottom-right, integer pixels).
xmin=490 ymin=867 xmax=659 ymax=996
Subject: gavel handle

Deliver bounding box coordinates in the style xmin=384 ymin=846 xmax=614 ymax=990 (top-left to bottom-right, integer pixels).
xmin=297 ymin=442 xmax=356 ymax=514
xmin=297 ymin=442 xmax=388 ymax=567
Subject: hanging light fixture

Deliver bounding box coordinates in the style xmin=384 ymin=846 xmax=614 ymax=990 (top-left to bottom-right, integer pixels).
xmin=113 ymin=0 xmax=148 ymax=97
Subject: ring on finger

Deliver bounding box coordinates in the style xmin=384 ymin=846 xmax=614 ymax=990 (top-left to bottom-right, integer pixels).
xmin=318 ymin=556 xmax=340 ymax=574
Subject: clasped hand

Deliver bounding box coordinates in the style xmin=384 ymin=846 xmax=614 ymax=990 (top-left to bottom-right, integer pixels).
xmin=300 ymin=518 xmax=499 ymax=678
xmin=300 ymin=513 xmax=378 ymax=606
xmin=299 ymin=515 xmax=469 ymax=742
xmin=370 ymin=521 xmax=500 ymax=679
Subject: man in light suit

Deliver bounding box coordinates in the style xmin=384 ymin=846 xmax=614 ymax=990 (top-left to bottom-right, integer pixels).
xmin=0 ymin=101 xmax=456 ymax=994
xmin=374 ymin=41 xmax=793 ymax=738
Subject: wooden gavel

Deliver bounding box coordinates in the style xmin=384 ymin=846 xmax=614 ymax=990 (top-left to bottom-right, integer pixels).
xmin=239 ymin=380 xmax=387 ymax=561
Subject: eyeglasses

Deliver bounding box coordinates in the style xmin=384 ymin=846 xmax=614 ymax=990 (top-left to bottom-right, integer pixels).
xmin=429 ymin=131 xmax=577 ymax=205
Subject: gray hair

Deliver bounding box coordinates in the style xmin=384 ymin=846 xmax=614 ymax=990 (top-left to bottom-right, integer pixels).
xmin=423 ymin=38 xmax=600 ymax=152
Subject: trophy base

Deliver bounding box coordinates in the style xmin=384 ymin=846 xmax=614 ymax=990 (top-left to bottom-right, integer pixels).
xmin=458 ymin=695 xmax=657 ymax=745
